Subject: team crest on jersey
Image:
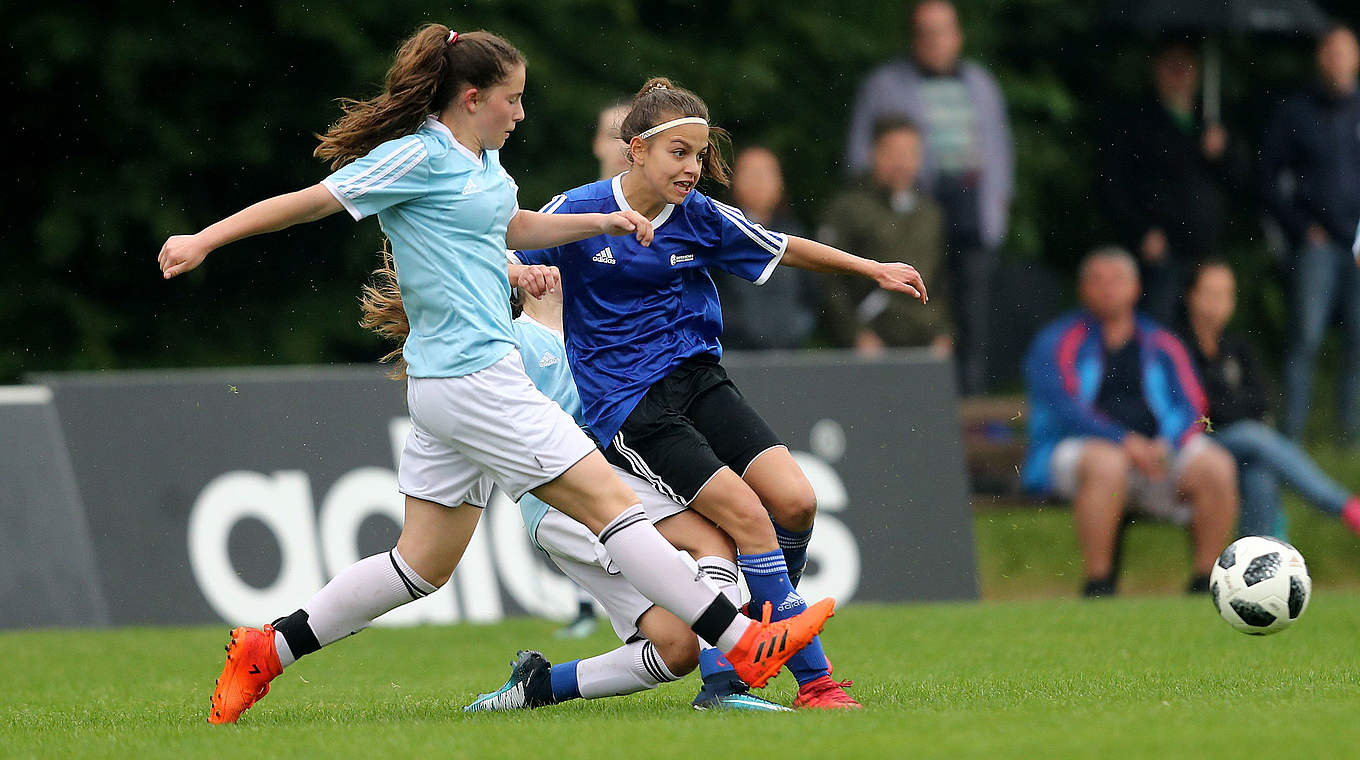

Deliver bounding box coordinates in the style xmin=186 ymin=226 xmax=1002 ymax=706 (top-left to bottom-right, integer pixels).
xmin=462 ymin=177 xmax=481 ymax=194
xmin=670 ymin=253 xmax=695 ymax=266
xmin=538 ymin=351 xmax=559 ymax=368
xmin=592 ymin=247 xmax=617 ymax=265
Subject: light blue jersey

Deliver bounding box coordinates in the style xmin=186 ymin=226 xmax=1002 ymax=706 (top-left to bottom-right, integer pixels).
xmin=511 ymin=313 xmax=582 ymax=548
xmin=322 ymin=116 xmax=520 ymax=377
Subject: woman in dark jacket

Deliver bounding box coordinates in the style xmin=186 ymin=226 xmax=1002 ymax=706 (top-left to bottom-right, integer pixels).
xmin=1182 ymin=261 xmax=1360 ymax=538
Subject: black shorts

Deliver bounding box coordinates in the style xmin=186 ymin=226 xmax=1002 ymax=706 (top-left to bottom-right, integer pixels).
xmin=603 ymin=355 xmax=784 ymax=505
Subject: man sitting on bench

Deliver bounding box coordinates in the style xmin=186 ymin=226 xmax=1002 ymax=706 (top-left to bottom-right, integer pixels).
xmin=1020 ymin=246 xmax=1239 ymax=597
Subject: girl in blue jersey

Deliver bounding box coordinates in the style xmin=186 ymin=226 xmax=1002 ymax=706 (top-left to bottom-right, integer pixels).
xmin=157 ymin=27 xmax=832 ymax=724
xmin=515 ymin=77 xmax=929 ymax=709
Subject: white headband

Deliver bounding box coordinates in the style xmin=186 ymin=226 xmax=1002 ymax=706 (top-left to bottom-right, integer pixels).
xmin=637 ymin=117 xmax=708 ymax=140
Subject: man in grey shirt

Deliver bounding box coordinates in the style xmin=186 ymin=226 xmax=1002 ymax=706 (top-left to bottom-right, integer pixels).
xmin=845 ymin=0 xmax=1013 ymax=395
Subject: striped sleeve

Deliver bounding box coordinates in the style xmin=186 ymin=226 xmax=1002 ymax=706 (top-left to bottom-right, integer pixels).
xmin=703 ymin=197 xmax=790 ymax=285
xmin=321 ymin=136 xmax=430 ymax=220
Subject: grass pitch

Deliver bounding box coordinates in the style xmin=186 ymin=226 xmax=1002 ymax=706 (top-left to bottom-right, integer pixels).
xmin=5 ymin=594 xmax=1360 ymax=759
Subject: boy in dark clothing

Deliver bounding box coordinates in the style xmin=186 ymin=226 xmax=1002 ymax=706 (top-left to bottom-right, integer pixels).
xmin=1181 ymin=260 xmax=1360 ymax=538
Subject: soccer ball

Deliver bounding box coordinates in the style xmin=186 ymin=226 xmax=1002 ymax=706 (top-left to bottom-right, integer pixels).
xmin=1209 ymin=536 xmax=1311 ymax=635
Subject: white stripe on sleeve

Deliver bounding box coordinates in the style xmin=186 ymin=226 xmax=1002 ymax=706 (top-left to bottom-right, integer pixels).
xmin=344 ymin=144 xmax=427 ymax=201
xmin=711 ymin=199 xmax=788 ymax=252
xmin=336 ymin=138 xmax=426 ymax=198
xmin=538 ymin=194 xmax=569 ymax=214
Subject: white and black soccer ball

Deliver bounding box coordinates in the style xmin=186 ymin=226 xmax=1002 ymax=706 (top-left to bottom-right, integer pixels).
xmin=1209 ymin=536 xmax=1311 ymax=635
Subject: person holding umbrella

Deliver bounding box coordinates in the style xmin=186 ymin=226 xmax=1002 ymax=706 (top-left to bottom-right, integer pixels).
xmin=1098 ymin=37 xmax=1241 ymax=325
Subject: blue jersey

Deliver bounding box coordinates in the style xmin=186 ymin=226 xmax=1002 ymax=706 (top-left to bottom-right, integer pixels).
xmin=511 ymin=313 xmax=581 ymax=548
xmin=514 ymin=174 xmax=787 ymax=443
xmin=322 ymin=116 xmax=520 ymax=378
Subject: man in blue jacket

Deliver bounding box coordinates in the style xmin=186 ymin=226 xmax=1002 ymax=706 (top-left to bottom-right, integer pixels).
xmin=1022 ymin=247 xmax=1238 ymax=597
xmin=1261 ymin=26 xmax=1360 ymax=443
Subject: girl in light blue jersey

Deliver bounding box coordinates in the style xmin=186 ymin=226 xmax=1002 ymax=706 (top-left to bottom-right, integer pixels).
xmin=158 ymin=26 xmax=832 ymax=724
xmin=517 ymin=77 xmax=931 ymax=708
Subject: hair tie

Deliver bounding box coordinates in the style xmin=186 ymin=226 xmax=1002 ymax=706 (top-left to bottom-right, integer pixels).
xmin=447 ymin=30 xmax=460 ymax=45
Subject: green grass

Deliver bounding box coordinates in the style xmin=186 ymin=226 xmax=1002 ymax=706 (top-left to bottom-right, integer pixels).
xmin=5 ymin=596 xmax=1360 ymax=759
xmin=976 ymin=495 xmax=1360 ymax=600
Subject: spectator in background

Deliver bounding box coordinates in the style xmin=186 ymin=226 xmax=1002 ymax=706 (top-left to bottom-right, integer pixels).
xmin=845 ymin=0 xmax=1012 ymax=392
xmin=593 ymin=101 xmax=631 ymax=179
xmin=1099 ymin=39 xmax=1235 ymax=326
xmin=820 ymin=117 xmax=952 ymax=356
xmin=1022 ymin=247 xmax=1237 ymax=598
xmin=1181 ymin=260 xmax=1360 ymax=539
xmin=1261 ymin=26 xmax=1360 ymax=443
xmin=713 ymin=146 xmax=820 ymax=350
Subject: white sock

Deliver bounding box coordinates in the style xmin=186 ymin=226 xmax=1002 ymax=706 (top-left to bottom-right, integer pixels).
xmin=576 ymin=640 xmax=679 ymax=699
xmin=697 ymin=556 xmax=742 ymax=656
xmin=274 ymin=548 xmax=437 ymax=668
xmin=698 ymin=556 xmax=741 ymax=606
xmin=597 ymin=506 xmax=726 ymax=626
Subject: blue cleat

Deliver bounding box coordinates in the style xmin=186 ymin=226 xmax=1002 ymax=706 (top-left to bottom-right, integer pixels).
xmin=463 ymin=650 xmax=554 ymax=712
xmin=692 ymin=676 xmax=792 ymax=712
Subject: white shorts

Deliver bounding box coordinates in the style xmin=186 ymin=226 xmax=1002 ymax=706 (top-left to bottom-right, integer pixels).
xmin=532 ymin=466 xmax=690 ymax=642
xmin=1049 ymin=434 xmax=1219 ymax=525
xmin=398 ymin=349 xmax=597 ymax=508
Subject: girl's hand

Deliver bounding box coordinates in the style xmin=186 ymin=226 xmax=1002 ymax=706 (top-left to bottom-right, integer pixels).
xmin=874 ymin=262 xmax=927 ymax=303
xmin=159 ymin=234 xmax=212 ymax=279
xmin=516 ymin=264 xmax=561 ymax=298
xmin=601 ymin=210 xmax=654 ymax=246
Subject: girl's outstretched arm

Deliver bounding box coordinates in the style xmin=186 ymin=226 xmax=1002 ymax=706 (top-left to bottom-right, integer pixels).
xmin=780 ymin=235 xmax=928 ymax=303
xmin=505 ymin=208 xmax=653 ymax=251
xmin=158 ymin=184 xmax=343 ymax=279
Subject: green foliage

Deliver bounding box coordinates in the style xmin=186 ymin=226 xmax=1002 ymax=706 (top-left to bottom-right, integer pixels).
xmin=6 ymin=1 xmax=1358 ymax=380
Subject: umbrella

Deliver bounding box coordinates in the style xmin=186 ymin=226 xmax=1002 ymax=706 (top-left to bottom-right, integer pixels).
xmin=1108 ymin=0 xmax=1332 ymax=122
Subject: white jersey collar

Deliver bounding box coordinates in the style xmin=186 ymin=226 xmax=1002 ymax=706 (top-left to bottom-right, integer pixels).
xmin=612 ymin=172 xmax=675 ymax=227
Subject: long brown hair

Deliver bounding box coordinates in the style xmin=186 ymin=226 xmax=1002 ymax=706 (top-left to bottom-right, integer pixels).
xmin=357 ymin=248 xmax=411 ymax=379
xmin=618 ymin=77 xmax=732 ymax=186
xmin=316 ymin=25 xmax=525 ymax=170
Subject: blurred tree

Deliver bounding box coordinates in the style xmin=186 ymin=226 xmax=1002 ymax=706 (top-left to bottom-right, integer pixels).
xmin=3 ymin=0 xmax=1356 ymax=382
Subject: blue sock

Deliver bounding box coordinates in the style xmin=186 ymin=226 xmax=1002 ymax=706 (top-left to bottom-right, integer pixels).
xmin=774 ymin=522 xmax=813 ymax=588
xmin=698 ymin=647 xmax=737 ymax=683
xmin=737 ymin=550 xmax=829 ymax=686
xmin=549 ymin=659 xmax=581 ymax=703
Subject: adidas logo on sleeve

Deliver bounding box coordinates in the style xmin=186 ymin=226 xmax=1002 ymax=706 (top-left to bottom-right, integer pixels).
xmin=538 ymin=351 xmax=559 ymax=368
xmin=591 ymin=247 xmax=616 ymax=265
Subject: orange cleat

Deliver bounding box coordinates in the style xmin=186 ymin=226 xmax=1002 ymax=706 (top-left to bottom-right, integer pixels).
xmin=207 ymin=625 xmax=283 ymax=724
xmin=793 ymin=675 xmax=862 ymax=709
xmin=724 ymin=598 xmax=835 ymax=689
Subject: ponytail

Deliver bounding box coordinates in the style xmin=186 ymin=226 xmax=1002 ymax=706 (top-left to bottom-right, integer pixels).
xmin=316 ymin=25 xmax=525 ymax=169
xmin=619 ymin=77 xmax=732 ymax=187
xmin=357 ymin=247 xmax=410 ymax=379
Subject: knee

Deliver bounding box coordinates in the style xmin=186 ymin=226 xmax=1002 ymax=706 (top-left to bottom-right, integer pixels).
xmin=1185 ymin=446 xmax=1239 ymax=500
xmin=1077 ymin=442 xmax=1131 ymax=490
xmin=767 ymin=482 xmax=817 ymax=531
xmin=393 ymin=542 xmax=454 ymax=589
xmin=652 ymin=632 xmax=699 ymax=678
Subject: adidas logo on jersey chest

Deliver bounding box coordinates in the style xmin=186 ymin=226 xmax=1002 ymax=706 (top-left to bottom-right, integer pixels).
xmin=592 ymin=247 xmax=616 ymax=265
